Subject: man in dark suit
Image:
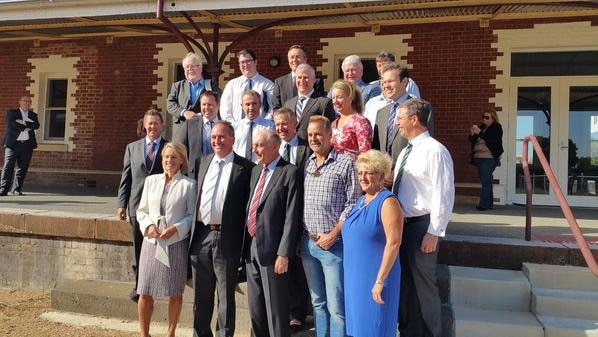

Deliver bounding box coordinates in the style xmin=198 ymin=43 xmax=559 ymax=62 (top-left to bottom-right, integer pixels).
xmin=244 ymin=129 xmax=301 ymax=337
xmin=373 ymin=64 xmax=433 ymax=172
xmin=183 ymin=90 xmax=220 ymax=177
xmin=272 ymin=45 xmax=325 ymax=110
xmin=283 ymin=64 xmax=336 ymax=141
xmin=117 ymin=108 xmax=168 ymax=301
xmin=190 ymin=121 xmax=255 ymax=337
xmin=272 ymin=107 xmax=310 ymax=332
xmin=1 ymin=96 xmax=40 ymax=196
xmin=167 ymin=52 xmax=218 ymax=144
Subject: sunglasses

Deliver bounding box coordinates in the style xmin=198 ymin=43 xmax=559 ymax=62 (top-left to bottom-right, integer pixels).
xmin=482 ymin=116 xmax=492 ymax=120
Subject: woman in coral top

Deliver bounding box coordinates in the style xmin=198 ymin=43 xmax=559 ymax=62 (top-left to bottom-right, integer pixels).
xmin=330 ymin=80 xmax=373 ymax=159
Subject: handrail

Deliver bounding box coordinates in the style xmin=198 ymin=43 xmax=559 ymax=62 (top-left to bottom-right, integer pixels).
xmin=522 ymin=135 xmax=598 ymax=277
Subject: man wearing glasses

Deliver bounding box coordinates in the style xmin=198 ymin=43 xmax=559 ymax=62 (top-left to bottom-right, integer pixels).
xmin=0 ymin=96 xmax=39 ymax=196
xmin=167 ymin=52 xmax=217 ymax=145
xmin=220 ymin=49 xmax=274 ymax=123
xmin=302 ymin=115 xmax=360 ymax=337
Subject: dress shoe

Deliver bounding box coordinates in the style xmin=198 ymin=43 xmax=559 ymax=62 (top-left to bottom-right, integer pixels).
xmin=0 ymin=193 xmax=7 ymax=196
xmin=290 ymin=319 xmax=303 ymax=333
xmin=11 ymin=190 xmax=23 ymax=196
xmin=475 ymin=205 xmax=489 ymax=211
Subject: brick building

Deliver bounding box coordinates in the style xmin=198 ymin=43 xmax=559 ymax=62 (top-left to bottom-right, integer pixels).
xmin=0 ymin=0 xmax=597 ymax=207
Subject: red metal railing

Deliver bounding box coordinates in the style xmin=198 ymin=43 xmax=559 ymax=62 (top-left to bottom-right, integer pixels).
xmin=522 ymin=135 xmax=598 ymax=277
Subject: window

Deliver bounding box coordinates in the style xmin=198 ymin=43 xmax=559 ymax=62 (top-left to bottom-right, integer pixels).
xmin=511 ymin=51 xmax=598 ymax=77
xmin=44 ymin=79 xmax=68 ymax=139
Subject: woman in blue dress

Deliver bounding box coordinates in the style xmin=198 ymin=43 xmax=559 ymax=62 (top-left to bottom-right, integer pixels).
xmin=342 ymin=149 xmax=404 ymax=337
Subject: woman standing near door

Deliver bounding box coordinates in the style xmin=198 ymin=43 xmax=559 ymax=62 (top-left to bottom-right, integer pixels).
xmin=469 ymin=109 xmax=504 ymax=210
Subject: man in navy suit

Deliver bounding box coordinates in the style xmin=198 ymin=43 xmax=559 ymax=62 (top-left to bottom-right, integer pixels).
xmin=117 ymin=108 xmax=168 ymax=302
xmin=167 ymin=52 xmax=218 ymax=145
xmin=0 ymin=96 xmax=40 ymax=196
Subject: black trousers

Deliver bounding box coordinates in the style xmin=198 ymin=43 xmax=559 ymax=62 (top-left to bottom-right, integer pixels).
xmin=399 ymin=218 xmax=442 ymax=337
xmin=246 ymin=239 xmax=290 ymax=337
xmin=129 ymin=216 xmax=143 ymax=292
xmin=189 ymin=227 xmax=238 ymax=337
xmin=0 ymin=142 xmax=33 ymax=194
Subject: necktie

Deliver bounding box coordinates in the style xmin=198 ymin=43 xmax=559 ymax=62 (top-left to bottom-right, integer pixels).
xmin=386 ymin=102 xmax=401 ymax=153
xmin=247 ymin=167 xmax=269 ymax=237
xmin=146 ymin=141 xmax=156 ymax=170
xmin=392 ymin=143 xmax=413 ymax=195
xmin=282 ymin=143 xmax=291 ymax=163
xmin=203 ymin=120 xmax=214 ymax=155
xmin=199 ymin=160 xmax=225 ymax=224
xmin=296 ymin=96 xmax=307 ymax=120
xmin=245 ymin=78 xmax=253 ymax=91
xmin=245 ymin=121 xmax=254 ymax=159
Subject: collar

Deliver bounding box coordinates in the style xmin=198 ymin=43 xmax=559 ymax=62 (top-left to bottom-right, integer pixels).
xmin=282 ymin=135 xmax=298 ymax=147
xmin=264 ymin=156 xmax=281 ymax=171
xmin=355 ymin=80 xmax=366 ymax=88
xmin=409 ymin=131 xmax=430 ymax=146
xmin=298 ymin=89 xmax=314 ymax=99
xmin=214 ymin=151 xmax=234 ymax=164
xmin=188 ymin=78 xmax=205 ymax=87
xmin=309 ymin=147 xmax=338 ymax=164
xmin=145 ymin=136 xmax=162 ymax=146
xmin=19 ymin=108 xmax=29 ymax=114
xmin=243 ymin=116 xmax=263 ymax=124
xmin=204 ymin=116 xmax=219 ymax=125
xmin=243 ymin=73 xmax=259 ymax=82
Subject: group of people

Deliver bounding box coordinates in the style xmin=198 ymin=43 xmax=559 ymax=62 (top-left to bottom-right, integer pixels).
xmin=116 ymin=45 xmax=456 ymax=337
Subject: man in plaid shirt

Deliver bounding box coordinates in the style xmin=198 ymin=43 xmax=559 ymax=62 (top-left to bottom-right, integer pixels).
xmin=301 ymin=115 xmax=359 ymax=337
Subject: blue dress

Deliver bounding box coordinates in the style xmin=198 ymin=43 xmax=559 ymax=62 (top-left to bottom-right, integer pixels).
xmin=342 ymin=190 xmax=401 ymax=337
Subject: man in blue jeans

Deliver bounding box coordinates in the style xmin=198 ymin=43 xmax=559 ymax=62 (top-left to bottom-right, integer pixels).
xmin=302 ymin=116 xmax=360 ymax=337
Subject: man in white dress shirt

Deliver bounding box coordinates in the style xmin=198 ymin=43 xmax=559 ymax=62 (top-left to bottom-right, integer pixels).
xmin=233 ymin=90 xmax=275 ymax=162
xmin=220 ymin=49 xmax=274 ymax=123
xmin=392 ymin=98 xmax=454 ymax=337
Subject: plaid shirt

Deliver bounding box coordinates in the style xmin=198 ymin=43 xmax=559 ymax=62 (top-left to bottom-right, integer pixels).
xmin=303 ymin=149 xmax=360 ymax=235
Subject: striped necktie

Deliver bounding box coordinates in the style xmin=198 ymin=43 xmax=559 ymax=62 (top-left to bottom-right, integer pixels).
xmin=392 ymin=143 xmax=413 ymax=195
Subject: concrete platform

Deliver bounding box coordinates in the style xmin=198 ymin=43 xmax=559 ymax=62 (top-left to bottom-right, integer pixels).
xmin=452 ymin=306 xmax=543 ymax=337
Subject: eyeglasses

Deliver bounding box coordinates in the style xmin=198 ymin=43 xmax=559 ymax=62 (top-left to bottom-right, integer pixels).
xmin=239 ymin=59 xmax=254 ymax=65
xmin=482 ymin=116 xmax=492 ymax=120
xmin=184 ymin=64 xmax=201 ymax=69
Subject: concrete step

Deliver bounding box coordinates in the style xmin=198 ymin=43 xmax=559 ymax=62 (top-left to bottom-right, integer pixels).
xmin=523 ymin=263 xmax=598 ymax=292
xmin=537 ymin=315 xmax=598 ymax=337
xmin=449 ymin=266 xmax=530 ymax=311
xmin=452 ymin=305 xmax=543 ymax=337
xmin=51 ymin=279 xmax=252 ymax=333
xmin=532 ymin=287 xmax=598 ymax=321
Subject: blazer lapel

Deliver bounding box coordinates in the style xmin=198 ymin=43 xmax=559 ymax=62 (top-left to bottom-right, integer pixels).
xmin=196 ymin=154 xmax=214 ymax=203
xmin=297 ymin=97 xmax=317 ymax=127
xmin=377 ymin=105 xmax=391 ymax=151
xmin=183 ymin=81 xmax=192 ymax=108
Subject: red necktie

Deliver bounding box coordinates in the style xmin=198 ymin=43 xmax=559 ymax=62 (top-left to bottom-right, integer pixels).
xmin=146 ymin=142 xmax=156 ymax=169
xmin=247 ymin=167 xmax=269 ymax=237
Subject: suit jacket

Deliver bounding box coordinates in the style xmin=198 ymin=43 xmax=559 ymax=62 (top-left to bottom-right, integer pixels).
xmin=373 ymin=102 xmax=434 ymax=166
xmin=244 ymin=158 xmax=301 ymax=266
xmin=117 ymin=138 xmax=168 ymax=216
xmin=283 ymin=94 xmax=336 ymax=141
xmin=136 ymin=172 xmax=197 ymax=245
xmin=166 ymin=79 xmax=218 ymax=144
xmin=191 ymin=152 xmax=255 ymax=258
xmin=295 ymin=137 xmax=311 ymax=172
xmin=468 ymin=122 xmax=504 ymax=159
xmin=3 ymin=109 xmax=40 ymax=149
xmin=183 ymin=116 xmax=219 ymax=177
xmin=272 ymin=73 xmax=325 ymax=110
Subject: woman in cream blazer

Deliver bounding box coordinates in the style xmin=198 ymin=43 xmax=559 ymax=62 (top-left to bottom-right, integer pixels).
xmin=135 ymin=142 xmax=197 ymax=337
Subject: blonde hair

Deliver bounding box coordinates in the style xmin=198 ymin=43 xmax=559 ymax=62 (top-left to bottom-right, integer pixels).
xmin=162 ymin=142 xmax=189 ymax=174
xmin=357 ymin=150 xmax=393 ymax=177
xmin=331 ymin=79 xmax=364 ymax=114
xmin=484 ymin=109 xmax=499 ymax=124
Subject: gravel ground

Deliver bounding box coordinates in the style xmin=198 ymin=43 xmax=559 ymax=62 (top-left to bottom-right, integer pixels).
xmin=0 ymin=288 xmax=138 ymax=337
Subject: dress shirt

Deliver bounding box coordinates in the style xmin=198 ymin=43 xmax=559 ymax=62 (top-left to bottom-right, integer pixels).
xmin=178 ymin=79 xmax=205 ymax=116
xmin=303 ymin=149 xmax=360 ymax=235
xmin=279 ymin=136 xmax=298 ymax=165
xmin=393 ymin=131 xmax=454 ymax=237
xmin=200 ymin=151 xmax=234 ymax=224
xmin=233 ymin=117 xmax=275 ymax=162
xmin=220 ymin=73 xmax=274 ymax=123
xmin=144 ymin=136 xmax=163 ymax=157
xmin=202 ymin=117 xmax=219 ymax=155
xmin=16 ymin=108 xmax=31 ymax=141
xmin=363 ymin=94 xmax=390 ymax=128
xmin=256 ymin=156 xmax=281 ymax=203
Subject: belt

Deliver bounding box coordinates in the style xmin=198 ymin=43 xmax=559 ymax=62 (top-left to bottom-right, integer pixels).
xmin=303 ymin=230 xmax=320 ymax=241
xmin=404 ymin=214 xmax=430 ymax=224
xmin=16 ymin=140 xmax=27 ymax=143
xmin=196 ymin=221 xmax=221 ymax=231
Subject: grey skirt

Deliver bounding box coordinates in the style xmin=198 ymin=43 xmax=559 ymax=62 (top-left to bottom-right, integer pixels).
xmin=137 ymin=237 xmax=189 ymax=297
